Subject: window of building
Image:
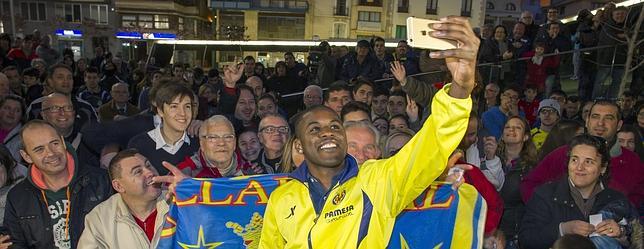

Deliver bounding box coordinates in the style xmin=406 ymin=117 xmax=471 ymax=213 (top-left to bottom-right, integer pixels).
xmin=333 ymin=23 xmax=347 ymax=38
xmin=398 ymin=0 xmax=409 ymax=13
xmin=154 ymin=15 xmax=169 ymax=29
xmin=138 ymin=15 xmax=153 ymax=29
xmin=89 ymin=4 xmax=109 ymax=25
xmin=20 ymin=2 xmax=46 ymax=21
xmin=461 ymin=0 xmax=472 ymax=17
xmin=486 ymin=2 xmax=494 ymax=10
xmin=426 ymin=0 xmax=438 ymax=15
xmin=55 ymin=3 xmax=81 ymax=23
xmin=358 ymin=11 xmax=380 ymax=22
xmin=122 ymin=15 xmax=136 ymax=28
xmin=258 ymin=14 xmax=305 ymax=39
xmin=359 ymin=0 xmax=382 ymax=6
xmin=395 ymin=25 xmax=406 ymax=39
xmin=505 ymin=3 xmax=516 ymax=11
xmin=335 ymin=0 xmax=348 ymax=15
xmin=178 ymin=17 xmax=184 ymax=31
xmin=0 ymin=1 xmax=9 ymax=14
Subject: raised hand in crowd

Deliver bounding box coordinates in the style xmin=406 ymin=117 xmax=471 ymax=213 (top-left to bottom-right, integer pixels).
xmin=186 ymin=119 xmax=203 ymax=137
xmin=391 ymin=60 xmax=407 ymax=86
xmin=405 ymin=94 xmax=419 ymax=123
xmin=502 ymin=51 xmax=513 ymax=60
xmin=152 ymin=161 xmax=189 ymax=200
xmin=441 ymin=151 xmax=473 ymax=190
xmin=428 ymin=16 xmax=479 ymax=98
xmin=223 ymin=64 xmax=244 ymax=88
xmin=483 ymin=136 xmax=498 ymax=160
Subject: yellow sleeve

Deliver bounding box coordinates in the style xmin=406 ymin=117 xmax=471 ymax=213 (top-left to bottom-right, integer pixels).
xmin=360 ymin=85 xmax=471 ymax=217
xmin=258 ymin=195 xmax=287 ymax=249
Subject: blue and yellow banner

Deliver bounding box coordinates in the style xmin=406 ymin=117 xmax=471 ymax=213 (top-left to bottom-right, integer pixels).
xmin=158 ymin=174 xmax=486 ymax=249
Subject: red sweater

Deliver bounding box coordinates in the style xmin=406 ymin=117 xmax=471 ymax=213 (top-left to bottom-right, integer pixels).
xmin=518 ymin=99 xmax=540 ymax=127
xmin=460 ymin=160 xmax=504 ymax=236
xmin=520 ymin=145 xmax=644 ymax=210
xmin=522 ymin=51 xmax=559 ymax=93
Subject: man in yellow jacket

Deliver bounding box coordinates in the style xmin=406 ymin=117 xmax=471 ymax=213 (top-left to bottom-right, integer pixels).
xmin=154 ymin=16 xmax=479 ymax=248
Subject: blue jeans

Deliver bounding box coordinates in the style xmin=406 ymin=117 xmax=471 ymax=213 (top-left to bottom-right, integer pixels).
xmin=592 ymin=66 xmax=624 ymax=99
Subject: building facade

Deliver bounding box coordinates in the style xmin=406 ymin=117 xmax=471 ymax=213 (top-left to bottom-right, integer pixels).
xmin=0 ymin=0 xmax=118 ymax=60
xmin=544 ymin=0 xmax=616 ymax=17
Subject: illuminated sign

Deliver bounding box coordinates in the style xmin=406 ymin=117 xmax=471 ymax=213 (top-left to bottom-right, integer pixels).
xmin=55 ymin=29 xmax=82 ymax=37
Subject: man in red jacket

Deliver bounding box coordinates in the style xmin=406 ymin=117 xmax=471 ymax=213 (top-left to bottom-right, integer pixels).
xmin=521 ymin=100 xmax=644 ymax=211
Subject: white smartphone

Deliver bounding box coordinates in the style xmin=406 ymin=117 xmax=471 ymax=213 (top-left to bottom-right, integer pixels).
xmin=406 ymin=17 xmax=458 ymax=50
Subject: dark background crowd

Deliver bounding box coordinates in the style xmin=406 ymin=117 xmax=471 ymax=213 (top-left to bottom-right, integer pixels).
xmin=0 ymin=2 xmax=641 ymax=249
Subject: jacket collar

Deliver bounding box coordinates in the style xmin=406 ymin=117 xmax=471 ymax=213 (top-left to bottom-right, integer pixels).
xmin=115 ymin=193 xmax=169 ymax=221
xmin=289 ymin=155 xmax=359 ymax=185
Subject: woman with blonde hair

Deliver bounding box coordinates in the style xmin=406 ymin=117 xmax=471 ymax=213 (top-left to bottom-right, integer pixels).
xmin=278 ymin=135 xmax=304 ymax=173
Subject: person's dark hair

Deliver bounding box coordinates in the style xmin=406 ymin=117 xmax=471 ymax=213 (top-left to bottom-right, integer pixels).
xmin=46 ymin=64 xmax=73 ymax=80
xmin=22 ymin=67 xmax=40 ymax=78
xmin=1 ymin=66 xmax=17 ymax=74
xmin=389 ymin=90 xmax=407 ymax=102
xmin=618 ymin=125 xmax=644 ymax=162
xmin=552 ymin=234 xmax=596 ymax=249
xmin=154 ymin=81 xmax=194 ymax=111
xmin=23 ymin=34 xmax=34 ymax=42
xmin=108 ymin=148 xmax=140 ymax=180
xmin=550 ymin=90 xmax=567 ymax=99
xmin=389 ymin=114 xmax=410 ymax=128
xmin=294 ymin=105 xmax=338 ymax=139
xmin=373 ymin=86 xmax=389 ymax=98
xmin=340 ymin=101 xmax=372 ymax=122
xmin=258 ymin=93 xmax=276 ymax=105
xmin=567 ymin=134 xmax=611 ymax=184
xmin=0 ymin=145 xmax=17 ymax=187
xmin=284 ymin=52 xmax=294 ymax=58
xmin=567 ymin=95 xmax=580 ymax=103
xmin=0 ymin=95 xmax=26 ymax=124
xmin=237 ymin=84 xmax=256 ymax=100
xmin=0 ymin=33 xmax=11 ymax=43
xmin=84 ymin=66 xmax=99 ymax=76
xmin=538 ymin=119 xmax=584 ymax=161
xmin=275 ymin=61 xmax=287 ymax=71
xmin=324 ymin=80 xmax=351 ymax=101
xmin=172 ymin=63 xmax=184 ymax=70
xmin=352 ymin=79 xmax=374 ymax=95
xmin=493 ymin=25 xmax=508 ymax=38
xmin=533 ymin=41 xmax=548 ymax=50
xmin=622 ymin=90 xmax=637 ymax=99
xmin=373 ymin=36 xmax=385 ymax=45
xmin=589 ymin=99 xmax=622 ymax=121
xmin=503 ymin=84 xmax=522 ymax=95
xmin=244 ymin=55 xmax=255 ymax=62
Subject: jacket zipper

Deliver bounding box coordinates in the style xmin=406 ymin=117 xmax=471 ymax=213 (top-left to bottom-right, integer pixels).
xmin=306 ymin=182 xmax=340 ymax=249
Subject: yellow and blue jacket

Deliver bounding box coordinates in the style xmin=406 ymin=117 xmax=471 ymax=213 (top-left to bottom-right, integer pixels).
xmin=259 ymin=85 xmax=472 ymax=248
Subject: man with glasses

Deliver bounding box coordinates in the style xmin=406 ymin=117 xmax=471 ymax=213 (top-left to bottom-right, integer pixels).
xmin=177 ymin=115 xmax=257 ymax=178
xmin=256 ymin=114 xmax=290 ymax=173
xmin=539 ymin=8 xmax=569 ymax=39
xmin=41 ymin=93 xmax=83 ymax=149
xmin=531 ymin=99 xmax=561 ymax=150
xmin=521 ymin=100 xmax=644 ymax=212
xmin=482 ymin=85 xmax=524 ymax=139
xmin=520 ymin=11 xmax=539 ymax=41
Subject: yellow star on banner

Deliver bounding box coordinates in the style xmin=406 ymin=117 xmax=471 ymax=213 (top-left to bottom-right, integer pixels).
xmin=399 ymin=234 xmax=443 ymax=249
xmin=177 ymin=225 xmax=223 ymax=249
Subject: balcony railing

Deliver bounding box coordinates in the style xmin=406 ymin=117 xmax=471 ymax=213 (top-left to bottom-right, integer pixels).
xmin=358 ymin=0 xmax=382 ymax=7
xmin=334 ymin=7 xmax=349 ymax=16
xmin=210 ymin=0 xmax=308 ymax=12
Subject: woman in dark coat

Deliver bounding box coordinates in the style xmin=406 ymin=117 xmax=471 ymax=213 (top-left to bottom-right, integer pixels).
xmin=519 ymin=135 xmax=636 ymax=249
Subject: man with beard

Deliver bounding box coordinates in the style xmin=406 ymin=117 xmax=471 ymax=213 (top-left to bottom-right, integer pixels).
xmin=78 ymin=149 xmax=167 ymax=248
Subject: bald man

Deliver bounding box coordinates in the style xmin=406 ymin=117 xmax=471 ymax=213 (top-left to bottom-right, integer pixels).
xmin=97 ymin=83 xmax=140 ymax=122
xmin=41 ymin=93 xmax=84 ymax=148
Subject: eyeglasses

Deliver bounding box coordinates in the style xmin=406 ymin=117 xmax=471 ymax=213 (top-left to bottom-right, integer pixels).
xmin=260 ymin=126 xmax=290 ymax=134
xmin=42 ymin=105 xmax=74 ymax=113
xmin=201 ymin=134 xmax=235 ymax=143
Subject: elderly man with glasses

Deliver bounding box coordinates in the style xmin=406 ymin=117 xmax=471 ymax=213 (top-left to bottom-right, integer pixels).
xmin=177 ymin=115 xmax=259 ymax=178
xmin=255 ymin=114 xmax=290 ymax=173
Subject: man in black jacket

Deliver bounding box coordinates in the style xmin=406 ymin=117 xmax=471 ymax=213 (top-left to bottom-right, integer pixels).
xmin=4 ymin=120 xmax=113 ymax=249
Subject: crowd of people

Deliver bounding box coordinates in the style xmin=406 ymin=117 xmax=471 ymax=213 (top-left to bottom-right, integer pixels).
xmin=0 ymin=4 xmax=640 ymax=249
